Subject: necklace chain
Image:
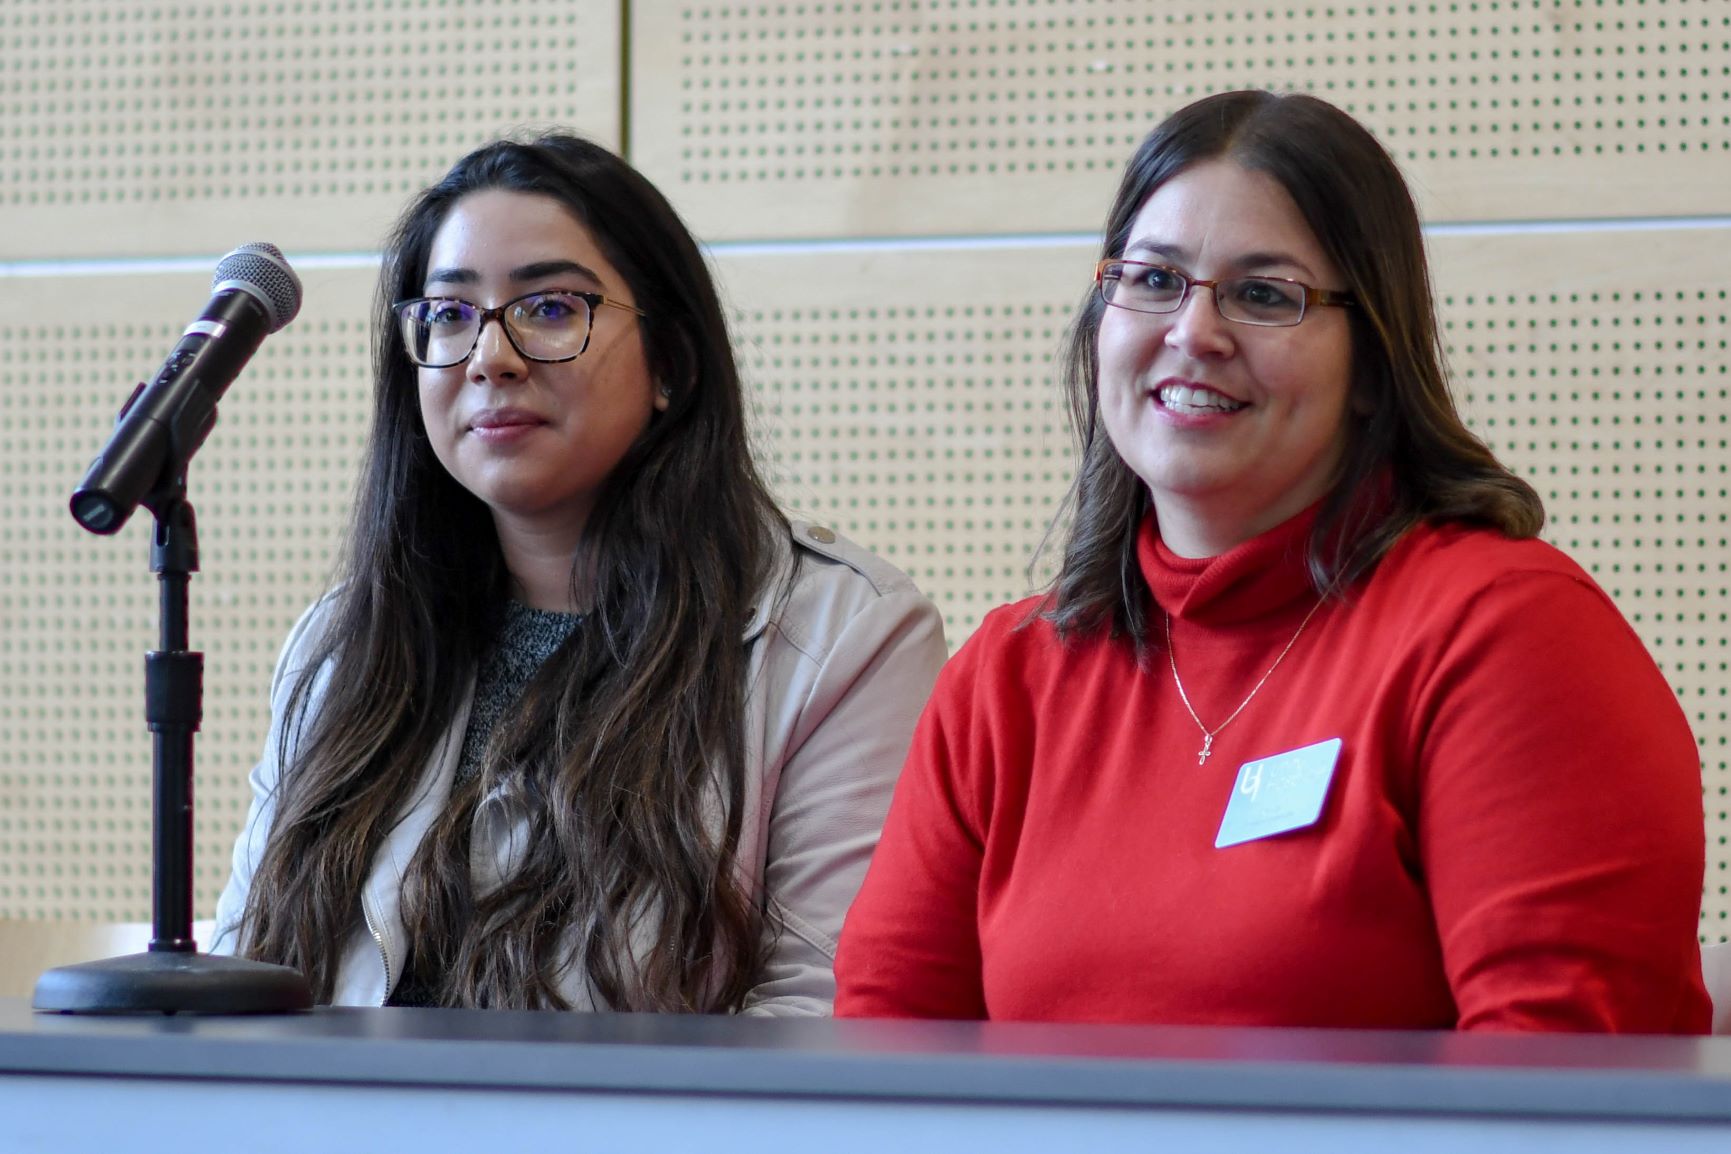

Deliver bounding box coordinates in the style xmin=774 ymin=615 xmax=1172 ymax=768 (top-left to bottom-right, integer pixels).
xmin=1165 ymin=599 xmax=1325 ymax=766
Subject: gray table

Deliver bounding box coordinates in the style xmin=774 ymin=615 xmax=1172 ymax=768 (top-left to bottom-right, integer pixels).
xmin=2 ymin=998 xmax=1729 ymax=1152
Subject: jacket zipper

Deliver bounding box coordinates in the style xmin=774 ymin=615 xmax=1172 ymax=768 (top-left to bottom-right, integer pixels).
xmin=361 ymin=897 xmax=392 ymax=1006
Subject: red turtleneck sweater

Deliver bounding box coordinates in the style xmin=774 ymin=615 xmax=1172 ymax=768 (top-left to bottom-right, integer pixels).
xmin=834 ymin=512 xmax=1710 ymax=1032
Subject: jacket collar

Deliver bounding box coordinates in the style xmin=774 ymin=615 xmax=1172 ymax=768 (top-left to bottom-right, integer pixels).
xmin=744 ymin=520 xmax=798 ymax=643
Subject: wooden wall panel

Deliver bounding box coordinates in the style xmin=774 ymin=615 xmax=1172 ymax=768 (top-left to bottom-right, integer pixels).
xmin=2 ymin=0 xmax=1724 ymax=947
xmin=1 ymin=223 xmax=1724 ymax=936
xmin=0 ymin=0 xmax=622 ymax=259
xmin=632 ymin=0 xmax=1731 ymax=239
xmin=0 ymin=265 xmax=375 ymax=918
xmin=719 ymin=243 xmax=1087 ymax=637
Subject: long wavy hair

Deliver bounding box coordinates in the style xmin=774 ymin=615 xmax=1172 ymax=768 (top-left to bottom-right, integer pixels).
xmin=238 ymin=133 xmax=785 ymax=1010
xmin=1044 ymin=90 xmax=1544 ymax=650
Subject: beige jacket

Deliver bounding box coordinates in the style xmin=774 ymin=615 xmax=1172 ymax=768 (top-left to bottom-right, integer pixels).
xmin=211 ymin=521 xmax=947 ymax=1014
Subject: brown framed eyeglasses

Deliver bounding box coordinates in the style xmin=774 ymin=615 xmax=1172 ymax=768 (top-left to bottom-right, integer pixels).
xmin=1096 ymin=259 xmax=1355 ymax=327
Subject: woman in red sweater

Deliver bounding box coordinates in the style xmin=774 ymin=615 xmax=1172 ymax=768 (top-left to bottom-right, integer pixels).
xmin=834 ymin=90 xmax=1711 ymax=1032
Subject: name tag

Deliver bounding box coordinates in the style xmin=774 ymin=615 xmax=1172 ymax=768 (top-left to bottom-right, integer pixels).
xmin=1215 ymin=738 xmax=1343 ymax=849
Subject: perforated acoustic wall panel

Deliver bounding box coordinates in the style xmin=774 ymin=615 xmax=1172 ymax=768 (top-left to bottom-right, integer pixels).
xmin=1 ymin=233 xmax=1725 ymax=933
xmin=1 ymin=0 xmax=1725 ymax=949
xmin=0 ymin=0 xmax=622 ymax=259
xmin=633 ymin=0 xmax=1731 ymax=240
xmin=719 ymin=244 xmax=1088 ymax=636
xmin=0 ymin=267 xmax=376 ymax=919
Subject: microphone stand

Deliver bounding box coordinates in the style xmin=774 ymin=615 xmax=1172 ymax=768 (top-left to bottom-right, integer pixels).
xmin=34 ymin=469 xmax=312 ymax=1014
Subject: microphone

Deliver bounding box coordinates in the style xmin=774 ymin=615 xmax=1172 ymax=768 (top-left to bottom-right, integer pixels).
xmin=70 ymin=242 xmax=303 ymax=535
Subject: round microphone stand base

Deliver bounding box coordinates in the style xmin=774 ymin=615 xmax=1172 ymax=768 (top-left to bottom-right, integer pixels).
xmin=32 ymin=950 xmax=313 ymax=1015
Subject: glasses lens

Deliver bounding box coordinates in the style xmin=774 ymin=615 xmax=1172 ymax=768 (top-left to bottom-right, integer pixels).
xmin=1218 ymin=278 xmax=1306 ymax=327
xmin=504 ymin=292 xmax=593 ymax=361
xmin=1101 ymin=262 xmax=1187 ymax=314
xmin=399 ymin=298 xmax=479 ymax=367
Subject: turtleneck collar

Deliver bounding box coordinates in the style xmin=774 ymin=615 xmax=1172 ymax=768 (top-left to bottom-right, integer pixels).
xmin=1138 ymin=503 xmax=1320 ymax=626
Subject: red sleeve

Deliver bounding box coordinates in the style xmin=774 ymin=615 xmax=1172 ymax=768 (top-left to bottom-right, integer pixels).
xmin=834 ymin=628 xmax=1000 ymax=1019
xmin=1416 ymin=572 xmax=1710 ymax=1033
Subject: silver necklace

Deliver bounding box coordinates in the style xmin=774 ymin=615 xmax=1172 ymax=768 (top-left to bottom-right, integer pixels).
xmin=1165 ymin=599 xmax=1325 ymax=766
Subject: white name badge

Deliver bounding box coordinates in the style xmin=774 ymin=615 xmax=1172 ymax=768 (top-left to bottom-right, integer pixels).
xmin=1214 ymin=737 xmax=1343 ymax=849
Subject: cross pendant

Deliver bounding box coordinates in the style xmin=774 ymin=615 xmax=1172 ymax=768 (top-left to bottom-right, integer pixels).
xmin=1197 ymin=734 xmax=1214 ymax=766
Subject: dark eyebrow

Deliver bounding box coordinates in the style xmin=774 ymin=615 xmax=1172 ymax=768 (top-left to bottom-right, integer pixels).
xmin=509 ymin=259 xmax=606 ymax=285
xmin=1122 ymin=240 xmax=1187 ymax=263
xmin=423 ymin=259 xmax=607 ymax=290
xmin=1233 ymin=250 xmax=1319 ymax=279
xmin=1120 ymin=239 xmax=1318 ymax=281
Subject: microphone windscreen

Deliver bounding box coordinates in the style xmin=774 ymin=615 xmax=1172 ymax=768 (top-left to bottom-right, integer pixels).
xmin=212 ymin=242 xmax=303 ymax=332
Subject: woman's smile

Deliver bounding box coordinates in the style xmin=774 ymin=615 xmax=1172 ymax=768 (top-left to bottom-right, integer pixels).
xmin=1152 ymin=377 xmax=1249 ymax=419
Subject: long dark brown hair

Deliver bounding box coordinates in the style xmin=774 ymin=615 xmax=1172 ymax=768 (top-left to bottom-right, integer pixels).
xmin=1044 ymin=89 xmax=1544 ymax=649
xmin=238 ymin=133 xmax=785 ymax=1009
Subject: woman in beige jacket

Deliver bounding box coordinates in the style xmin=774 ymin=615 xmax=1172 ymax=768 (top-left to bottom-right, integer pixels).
xmin=211 ymin=133 xmax=945 ymax=1014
